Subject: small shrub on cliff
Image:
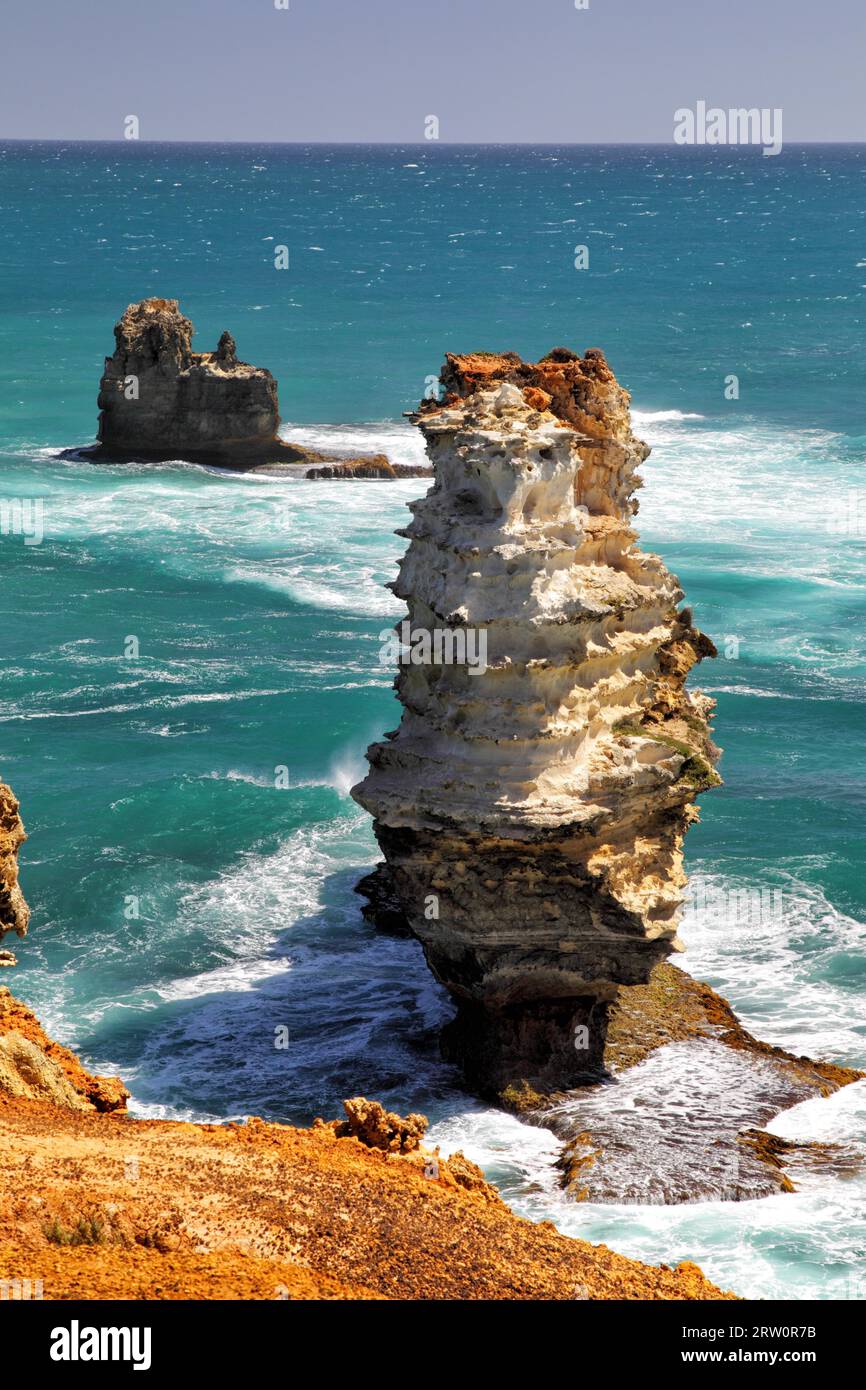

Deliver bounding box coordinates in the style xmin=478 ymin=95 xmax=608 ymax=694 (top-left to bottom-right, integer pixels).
xmin=43 ymin=1213 xmax=107 ymax=1246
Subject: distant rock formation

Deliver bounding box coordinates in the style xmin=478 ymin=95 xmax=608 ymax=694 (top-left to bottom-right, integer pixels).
xmin=94 ymin=298 xmax=287 ymax=463
xmin=353 ymin=347 xmax=721 ymax=1098
xmin=75 ymin=298 xmax=431 ymax=478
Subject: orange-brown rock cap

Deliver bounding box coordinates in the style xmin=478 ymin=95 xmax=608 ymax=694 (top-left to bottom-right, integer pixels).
xmin=421 ymin=346 xmax=636 ymax=442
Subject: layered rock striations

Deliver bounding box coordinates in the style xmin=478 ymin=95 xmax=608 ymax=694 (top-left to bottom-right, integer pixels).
xmin=353 ymin=348 xmax=721 ymax=1097
xmin=81 ymin=298 xmax=430 ymax=477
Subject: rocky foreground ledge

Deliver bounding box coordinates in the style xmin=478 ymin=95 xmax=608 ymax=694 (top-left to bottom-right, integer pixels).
xmin=0 ymin=1038 xmax=732 ymax=1301
xmin=65 ymin=298 xmax=430 ymax=479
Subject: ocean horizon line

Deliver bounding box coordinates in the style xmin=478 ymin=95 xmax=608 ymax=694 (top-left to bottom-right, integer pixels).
xmin=2 ymin=137 xmax=865 ymax=149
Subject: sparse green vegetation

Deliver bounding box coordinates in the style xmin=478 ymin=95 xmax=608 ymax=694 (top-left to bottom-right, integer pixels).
xmin=43 ymin=1214 xmax=107 ymax=1246
xmin=499 ymin=1080 xmax=545 ymax=1113
xmin=612 ymin=720 xmax=720 ymax=789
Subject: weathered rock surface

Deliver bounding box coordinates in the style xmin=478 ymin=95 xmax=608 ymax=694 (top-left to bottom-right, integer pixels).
xmin=93 ymin=298 xmax=287 ymax=464
xmin=0 ymin=988 xmax=129 ymax=1113
xmin=353 ymin=347 xmax=720 ymax=1097
xmin=304 ymin=455 xmax=432 ymax=481
xmin=327 ymin=1096 xmax=430 ymax=1153
xmin=73 ymin=297 xmax=431 ymax=478
xmin=0 ymin=780 xmax=29 ymax=967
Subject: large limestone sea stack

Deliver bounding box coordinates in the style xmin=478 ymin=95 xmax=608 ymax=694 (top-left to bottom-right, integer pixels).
xmin=353 ymin=348 xmax=721 ymax=1099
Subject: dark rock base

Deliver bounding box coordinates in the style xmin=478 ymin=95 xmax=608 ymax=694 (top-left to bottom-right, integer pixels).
xmin=440 ymin=996 xmax=609 ymax=1103
xmin=60 ymin=442 xmax=431 ymax=479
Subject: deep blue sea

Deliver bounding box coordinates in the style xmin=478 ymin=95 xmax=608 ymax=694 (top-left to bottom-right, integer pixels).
xmin=1 ymin=142 xmax=865 ymax=1299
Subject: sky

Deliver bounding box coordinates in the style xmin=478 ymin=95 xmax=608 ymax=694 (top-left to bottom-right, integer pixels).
xmin=0 ymin=0 xmax=863 ymax=143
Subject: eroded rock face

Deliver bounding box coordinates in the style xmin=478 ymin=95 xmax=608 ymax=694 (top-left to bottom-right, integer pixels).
xmin=0 ymin=777 xmax=128 ymax=1109
xmin=96 ymin=298 xmax=285 ymax=462
xmin=353 ymin=348 xmax=720 ymax=1098
xmin=0 ymin=781 xmax=29 ymax=966
xmin=330 ymin=1097 xmax=429 ymax=1153
xmin=0 ymin=988 xmax=129 ymax=1112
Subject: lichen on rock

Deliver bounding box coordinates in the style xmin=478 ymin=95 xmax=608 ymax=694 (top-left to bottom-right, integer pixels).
xmin=353 ymin=347 xmax=721 ymax=1098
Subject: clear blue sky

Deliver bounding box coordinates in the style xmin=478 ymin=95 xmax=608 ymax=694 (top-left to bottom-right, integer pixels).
xmin=1 ymin=0 xmax=863 ymax=143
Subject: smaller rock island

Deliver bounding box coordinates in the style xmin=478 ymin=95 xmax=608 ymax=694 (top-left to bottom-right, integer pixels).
xmin=93 ymin=298 xmax=294 ymax=466
xmin=74 ymin=298 xmax=430 ymax=478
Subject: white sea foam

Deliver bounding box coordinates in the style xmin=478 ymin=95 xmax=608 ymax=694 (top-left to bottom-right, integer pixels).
xmin=680 ymin=867 xmax=866 ymax=1066
xmin=154 ymin=813 xmax=374 ymax=1004
xmin=224 ymin=562 xmax=403 ymax=616
xmin=631 ymin=408 xmax=705 ymax=424
xmin=279 ymin=419 xmax=430 ymax=473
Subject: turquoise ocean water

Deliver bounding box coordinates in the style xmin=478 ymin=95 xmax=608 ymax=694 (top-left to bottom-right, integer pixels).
xmin=1 ymin=142 xmax=865 ymax=1298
